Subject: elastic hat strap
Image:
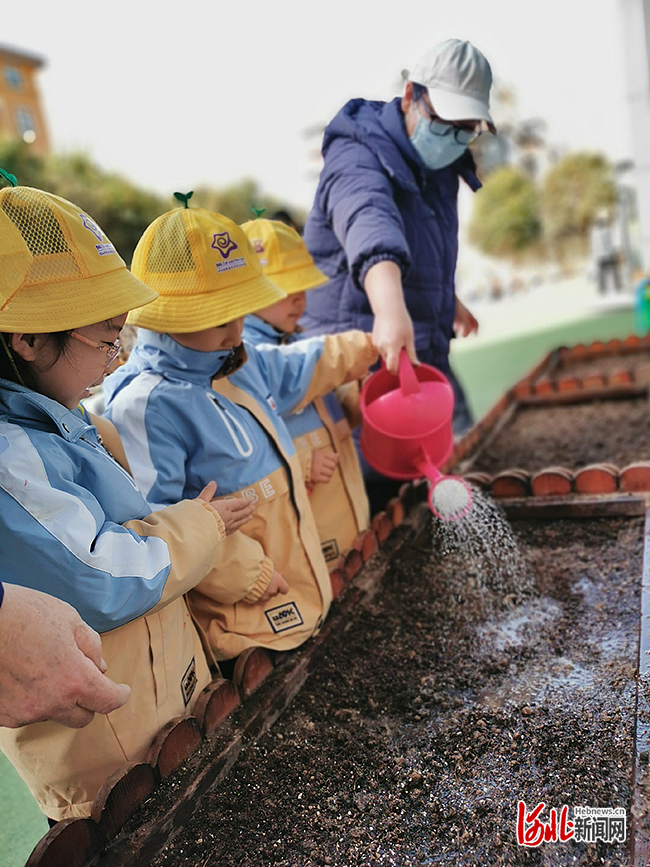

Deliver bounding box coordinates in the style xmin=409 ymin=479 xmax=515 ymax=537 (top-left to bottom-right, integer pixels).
xmin=0 ymin=332 xmax=26 ymax=386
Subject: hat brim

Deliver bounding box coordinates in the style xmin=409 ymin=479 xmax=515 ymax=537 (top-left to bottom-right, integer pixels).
xmin=267 ymin=264 xmax=328 ymax=296
xmin=425 ymin=86 xmax=494 ymax=128
xmin=127 ymin=272 xmax=287 ymax=332
xmin=0 ymin=267 xmax=158 ymax=333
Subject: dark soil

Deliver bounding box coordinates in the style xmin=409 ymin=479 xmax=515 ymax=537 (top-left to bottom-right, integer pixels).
xmin=465 ymin=397 xmax=650 ymax=474
xmin=151 ymin=511 xmax=642 ymax=867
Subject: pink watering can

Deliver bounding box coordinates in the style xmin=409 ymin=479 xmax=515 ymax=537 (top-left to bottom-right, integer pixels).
xmin=360 ymin=351 xmax=472 ymax=521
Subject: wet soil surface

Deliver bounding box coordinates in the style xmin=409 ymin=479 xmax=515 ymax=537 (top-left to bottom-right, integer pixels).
xmin=152 ymin=511 xmax=642 ymax=866
xmin=465 ymin=397 xmax=650 ymax=475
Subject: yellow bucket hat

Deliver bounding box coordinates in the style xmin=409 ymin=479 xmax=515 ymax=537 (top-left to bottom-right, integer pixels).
xmin=240 ymin=218 xmax=328 ymax=295
xmin=128 ymin=207 xmax=286 ymax=332
xmin=0 ymin=185 xmax=158 ymax=332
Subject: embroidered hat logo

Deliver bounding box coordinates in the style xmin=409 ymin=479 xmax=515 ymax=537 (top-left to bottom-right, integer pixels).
xmin=211 ymin=232 xmax=238 ymax=260
xmin=79 ymin=213 xmax=104 ymax=242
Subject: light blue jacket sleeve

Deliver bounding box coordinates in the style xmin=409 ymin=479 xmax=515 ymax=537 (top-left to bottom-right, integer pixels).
xmin=0 ymin=476 xmax=173 ymax=635
xmin=248 ymin=332 xmax=376 ymax=419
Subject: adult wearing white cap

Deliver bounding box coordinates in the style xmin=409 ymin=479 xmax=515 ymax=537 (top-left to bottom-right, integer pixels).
xmin=302 ymin=39 xmax=495 ymax=512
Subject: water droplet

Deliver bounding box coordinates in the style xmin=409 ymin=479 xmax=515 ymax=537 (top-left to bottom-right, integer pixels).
xmin=429 ymin=485 xmax=533 ymax=613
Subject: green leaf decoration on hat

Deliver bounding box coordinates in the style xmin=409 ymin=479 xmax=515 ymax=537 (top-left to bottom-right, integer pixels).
xmin=251 ymin=207 xmax=266 ymax=218
xmin=173 ymin=190 xmax=194 ymax=208
xmin=0 ymin=168 xmax=17 ymax=187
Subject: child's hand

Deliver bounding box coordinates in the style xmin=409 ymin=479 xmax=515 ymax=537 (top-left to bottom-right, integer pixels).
xmin=258 ymin=570 xmax=290 ymax=604
xmin=310 ymin=448 xmax=339 ymax=484
xmin=454 ymin=297 xmax=479 ymax=337
xmin=196 ymin=481 xmax=255 ymax=534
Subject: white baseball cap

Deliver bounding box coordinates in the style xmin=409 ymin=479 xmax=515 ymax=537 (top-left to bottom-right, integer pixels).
xmin=406 ymin=39 xmax=494 ymax=129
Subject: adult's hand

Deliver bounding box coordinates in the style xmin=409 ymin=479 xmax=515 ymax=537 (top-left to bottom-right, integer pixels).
xmin=0 ymin=584 xmax=131 ymax=729
xmin=364 ymin=260 xmax=418 ymax=374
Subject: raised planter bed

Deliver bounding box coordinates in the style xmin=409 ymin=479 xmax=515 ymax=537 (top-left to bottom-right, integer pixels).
xmin=21 ymin=336 xmax=650 ymax=867
xmin=146 ymin=507 xmax=646 ymax=867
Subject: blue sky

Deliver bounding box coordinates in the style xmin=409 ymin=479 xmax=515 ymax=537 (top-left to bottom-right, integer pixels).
xmin=5 ymin=0 xmax=633 ymax=211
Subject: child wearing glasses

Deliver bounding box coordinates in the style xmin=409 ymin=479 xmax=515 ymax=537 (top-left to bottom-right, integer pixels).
xmin=103 ymin=204 xmax=377 ymax=666
xmin=0 ymin=184 xmax=253 ymax=821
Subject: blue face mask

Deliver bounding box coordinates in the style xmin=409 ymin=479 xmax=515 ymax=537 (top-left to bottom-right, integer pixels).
xmin=409 ymin=116 xmax=471 ymax=170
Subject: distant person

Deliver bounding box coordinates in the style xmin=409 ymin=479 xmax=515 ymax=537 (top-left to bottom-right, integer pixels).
xmin=590 ymin=209 xmax=622 ymax=295
xmin=242 ymin=217 xmax=371 ymax=565
xmin=301 ymin=38 xmax=493 ymax=511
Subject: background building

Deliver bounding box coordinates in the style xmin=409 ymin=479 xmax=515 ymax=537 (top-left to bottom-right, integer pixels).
xmin=0 ymin=43 xmax=49 ymax=156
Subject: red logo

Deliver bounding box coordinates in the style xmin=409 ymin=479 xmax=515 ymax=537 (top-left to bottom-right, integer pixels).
xmin=517 ymin=801 xmax=575 ymax=847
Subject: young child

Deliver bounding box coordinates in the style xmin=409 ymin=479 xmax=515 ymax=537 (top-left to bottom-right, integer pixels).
xmin=103 ymin=204 xmax=377 ymax=664
xmin=241 ymin=218 xmax=370 ymax=563
xmin=0 ymin=183 xmax=253 ymax=820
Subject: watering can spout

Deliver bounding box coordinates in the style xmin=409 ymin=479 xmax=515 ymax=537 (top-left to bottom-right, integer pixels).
xmin=416 ymin=449 xmax=473 ymax=522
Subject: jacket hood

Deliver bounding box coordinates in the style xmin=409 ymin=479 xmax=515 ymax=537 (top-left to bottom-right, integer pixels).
xmin=243 ymin=315 xmax=288 ymax=346
xmin=323 ymin=98 xmax=422 ymax=192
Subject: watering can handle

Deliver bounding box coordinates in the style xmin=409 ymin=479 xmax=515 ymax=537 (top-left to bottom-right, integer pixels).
xmin=398 ymin=349 xmax=421 ymax=397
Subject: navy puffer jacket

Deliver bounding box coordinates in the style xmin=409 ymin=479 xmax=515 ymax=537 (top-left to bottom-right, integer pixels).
xmin=302 ymin=97 xmax=481 ymax=366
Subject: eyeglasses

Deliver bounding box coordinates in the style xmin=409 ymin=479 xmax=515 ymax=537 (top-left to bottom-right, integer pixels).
xmin=70 ymin=331 xmax=122 ymax=366
xmin=418 ymin=101 xmax=481 ymax=145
